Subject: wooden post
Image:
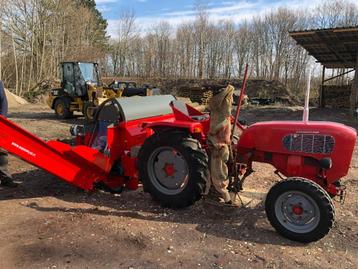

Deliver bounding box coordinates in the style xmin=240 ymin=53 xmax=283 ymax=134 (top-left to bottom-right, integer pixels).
xmin=350 ymin=55 xmax=358 ymax=115
xmin=320 ymin=66 xmax=325 ymax=108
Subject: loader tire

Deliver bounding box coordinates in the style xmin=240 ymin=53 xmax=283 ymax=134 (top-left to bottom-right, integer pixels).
xmin=83 ymin=101 xmax=96 ymax=122
xmin=54 ymin=98 xmax=73 ymax=119
xmin=138 ymin=131 xmax=208 ymax=208
xmin=265 ymin=177 xmax=335 ymax=243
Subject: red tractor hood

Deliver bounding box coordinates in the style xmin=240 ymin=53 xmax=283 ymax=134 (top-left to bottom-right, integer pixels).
xmin=238 ymin=121 xmax=357 ymax=181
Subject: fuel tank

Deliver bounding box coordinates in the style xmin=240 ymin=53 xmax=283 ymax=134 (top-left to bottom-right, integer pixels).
xmin=238 ymin=121 xmax=357 ymax=180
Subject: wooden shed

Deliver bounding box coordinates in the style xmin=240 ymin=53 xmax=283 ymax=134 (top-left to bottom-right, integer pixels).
xmin=290 ymin=26 xmax=358 ymax=113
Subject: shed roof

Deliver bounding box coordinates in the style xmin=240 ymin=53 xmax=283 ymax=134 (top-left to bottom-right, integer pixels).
xmin=289 ymin=26 xmax=358 ymax=68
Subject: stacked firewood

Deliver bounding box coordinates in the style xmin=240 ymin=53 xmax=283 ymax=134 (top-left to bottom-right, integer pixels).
xmin=323 ymin=85 xmax=351 ymax=108
xmin=192 ymin=88 xmax=213 ymax=105
xmin=177 ymin=86 xmax=213 ymax=105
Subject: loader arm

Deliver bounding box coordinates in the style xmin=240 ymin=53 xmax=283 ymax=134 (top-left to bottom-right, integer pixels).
xmin=0 ymin=116 xmax=110 ymax=190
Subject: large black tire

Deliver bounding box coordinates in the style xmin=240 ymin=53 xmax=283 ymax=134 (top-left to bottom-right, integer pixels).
xmin=138 ymin=131 xmax=208 ymax=208
xmin=83 ymin=101 xmax=96 ymax=122
xmin=54 ymin=98 xmax=73 ymax=119
xmin=265 ymin=177 xmax=335 ymax=243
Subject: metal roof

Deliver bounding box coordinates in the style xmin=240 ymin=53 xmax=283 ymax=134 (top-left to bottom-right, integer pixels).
xmin=290 ymin=26 xmax=358 ymax=68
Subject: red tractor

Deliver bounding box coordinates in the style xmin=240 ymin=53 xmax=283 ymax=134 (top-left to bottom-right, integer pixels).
xmin=0 ymin=94 xmax=356 ymax=243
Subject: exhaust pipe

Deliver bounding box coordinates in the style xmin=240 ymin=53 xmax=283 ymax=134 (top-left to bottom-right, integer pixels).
xmin=303 ymin=68 xmax=311 ymax=123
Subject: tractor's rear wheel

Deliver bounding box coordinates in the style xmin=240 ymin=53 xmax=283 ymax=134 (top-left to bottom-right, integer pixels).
xmin=54 ymin=98 xmax=73 ymax=119
xmin=265 ymin=177 xmax=335 ymax=243
xmin=138 ymin=131 xmax=208 ymax=208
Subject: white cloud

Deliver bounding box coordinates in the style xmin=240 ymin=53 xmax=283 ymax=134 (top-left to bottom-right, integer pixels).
xmin=206 ymin=1 xmax=258 ymax=15
xmin=107 ymin=0 xmax=323 ymax=38
xmin=98 ymin=5 xmax=111 ymax=13
xmin=222 ymin=1 xmax=236 ymax=5
xmin=163 ymin=1 xmax=256 ymax=17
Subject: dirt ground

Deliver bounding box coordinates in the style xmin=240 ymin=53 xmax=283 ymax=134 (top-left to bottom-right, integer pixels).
xmin=1 ymin=104 xmax=358 ymax=269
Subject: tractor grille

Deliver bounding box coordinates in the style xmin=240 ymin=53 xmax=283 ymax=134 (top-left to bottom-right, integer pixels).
xmin=283 ymin=134 xmax=335 ymax=154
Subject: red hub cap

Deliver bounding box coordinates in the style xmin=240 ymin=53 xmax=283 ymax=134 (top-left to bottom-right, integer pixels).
xmin=163 ymin=163 xmax=176 ymax=177
xmin=292 ymin=204 xmax=303 ymax=216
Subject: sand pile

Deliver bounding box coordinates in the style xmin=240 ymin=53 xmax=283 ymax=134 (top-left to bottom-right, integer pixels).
xmin=4 ymin=89 xmax=28 ymax=108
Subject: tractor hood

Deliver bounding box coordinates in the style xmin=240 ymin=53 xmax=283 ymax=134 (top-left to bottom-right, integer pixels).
xmin=238 ymin=120 xmax=357 ymax=180
xmin=239 ymin=121 xmax=356 ymax=153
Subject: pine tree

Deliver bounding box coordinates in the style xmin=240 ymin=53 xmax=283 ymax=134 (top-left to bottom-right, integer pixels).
xmin=76 ymin=0 xmax=108 ymax=48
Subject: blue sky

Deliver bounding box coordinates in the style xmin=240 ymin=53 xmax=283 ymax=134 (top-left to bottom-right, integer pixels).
xmin=95 ymin=0 xmax=322 ymax=37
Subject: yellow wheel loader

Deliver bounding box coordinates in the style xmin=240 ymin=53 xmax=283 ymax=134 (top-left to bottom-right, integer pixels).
xmin=47 ymin=62 xmax=122 ymax=120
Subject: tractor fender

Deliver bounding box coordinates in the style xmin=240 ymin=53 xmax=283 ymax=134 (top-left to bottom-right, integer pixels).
xmin=143 ymin=121 xmax=204 ymax=135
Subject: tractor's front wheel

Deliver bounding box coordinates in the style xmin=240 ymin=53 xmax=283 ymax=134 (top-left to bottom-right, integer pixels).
xmin=265 ymin=177 xmax=335 ymax=243
xmin=138 ymin=131 xmax=208 ymax=208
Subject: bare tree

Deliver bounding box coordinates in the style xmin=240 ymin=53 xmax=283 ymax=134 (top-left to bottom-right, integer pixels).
xmin=2 ymin=0 xmax=358 ymax=97
xmin=1 ymin=0 xmax=107 ymax=94
xmin=313 ymin=0 xmax=358 ymax=28
xmin=194 ymin=2 xmax=209 ymax=79
xmin=109 ymin=10 xmax=137 ymax=76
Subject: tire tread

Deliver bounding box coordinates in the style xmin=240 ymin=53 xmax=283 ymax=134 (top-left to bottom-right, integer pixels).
xmin=138 ymin=131 xmax=208 ymax=208
xmin=265 ymin=177 xmax=335 ymax=243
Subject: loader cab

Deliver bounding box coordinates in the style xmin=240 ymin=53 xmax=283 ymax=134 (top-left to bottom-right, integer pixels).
xmin=61 ymin=62 xmax=100 ymax=97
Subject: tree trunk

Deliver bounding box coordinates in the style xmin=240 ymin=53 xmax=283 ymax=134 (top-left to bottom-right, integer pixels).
xmin=11 ymin=31 xmax=19 ymax=95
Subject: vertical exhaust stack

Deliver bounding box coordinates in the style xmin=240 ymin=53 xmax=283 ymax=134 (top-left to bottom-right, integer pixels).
xmin=303 ymin=68 xmax=311 ymax=123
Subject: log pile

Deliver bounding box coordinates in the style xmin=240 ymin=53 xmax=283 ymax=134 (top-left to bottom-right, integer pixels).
xmin=323 ymin=85 xmax=351 ymax=108
xmin=176 ymin=86 xmax=213 ymax=105
xmin=158 ymin=78 xmax=298 ymax=105
xmin=100 ymin=77 xmax=299 ymax=106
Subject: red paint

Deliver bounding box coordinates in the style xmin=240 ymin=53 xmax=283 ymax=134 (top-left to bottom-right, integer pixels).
xmin=0 ymin=99 xmax=356 ymax=197
xmin=292 ymin=205 xmax=303 ymax=216
xmin=163 ymin=163 xmax=176 ymax=177
xmin=0 ymin=116 xmax=109 ymax=191
xmin=237 ymin=121 xmax=357 ymax=185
